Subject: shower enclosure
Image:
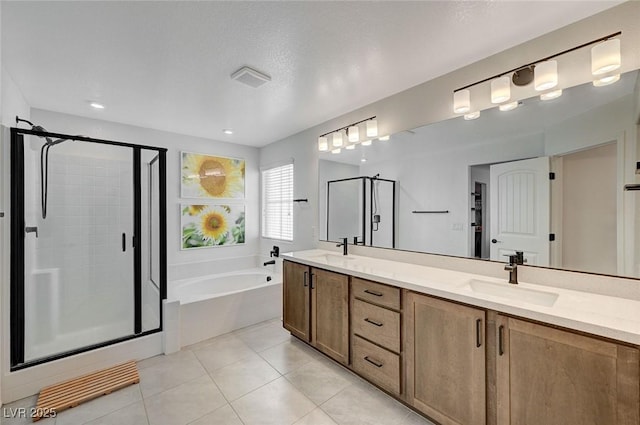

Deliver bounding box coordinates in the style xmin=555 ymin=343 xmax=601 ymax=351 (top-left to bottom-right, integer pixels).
xmin=10 ymin=127 xmax=167 ymax=369
xmin=326 ymin=176 xmax=396 ymax=248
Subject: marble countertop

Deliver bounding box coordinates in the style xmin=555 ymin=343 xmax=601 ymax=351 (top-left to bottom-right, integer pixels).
xmin=282 ymin=249 xmax=640 ymax=345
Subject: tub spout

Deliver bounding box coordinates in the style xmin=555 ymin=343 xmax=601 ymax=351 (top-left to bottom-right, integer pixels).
xmin=263 ymin=260 xmax=276 ymax=266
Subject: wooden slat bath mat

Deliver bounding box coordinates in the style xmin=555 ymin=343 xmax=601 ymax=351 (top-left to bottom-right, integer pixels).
xmin=33 ymin=360 xmax=139 ymax=422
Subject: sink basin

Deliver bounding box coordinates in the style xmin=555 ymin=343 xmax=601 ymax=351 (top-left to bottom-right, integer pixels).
xmin=308 ymin=253 xmax=356 ymax=265
xmin=463 ymin=279 xmax=559 ymax=307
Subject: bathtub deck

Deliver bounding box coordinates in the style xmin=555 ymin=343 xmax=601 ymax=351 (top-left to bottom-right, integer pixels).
xmin=33 ymin=360 xmax=139 ymax=421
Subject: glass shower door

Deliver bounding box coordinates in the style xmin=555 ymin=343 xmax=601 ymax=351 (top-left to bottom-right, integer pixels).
xmin=20 ymin=136 xmax=135 ymax=363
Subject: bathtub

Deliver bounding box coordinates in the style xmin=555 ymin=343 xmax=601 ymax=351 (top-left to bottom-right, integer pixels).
xmin=167 ymin=268 xmax=282 ymax=347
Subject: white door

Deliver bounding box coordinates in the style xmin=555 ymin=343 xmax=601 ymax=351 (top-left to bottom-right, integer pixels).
xmin=490 ymin=157 xmax=550 ymax=266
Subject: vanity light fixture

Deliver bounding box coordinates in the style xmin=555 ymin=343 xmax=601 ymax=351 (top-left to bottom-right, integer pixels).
xmin=345 ymin=143 xmax=356 ymax=150
xmin=366 ymin=119 xmax=378 ymax=138
xmin=348 ymin=125 xmax=359 ymax=143
xmin=318 ymin=136 xmax=329 ymax=152
xmin=317 ymin=116 xmax=378 ymax=153
xmin=540 ymin=89 xmax=563 ymax=101
xmin=534 ymin=60 xmax=558 ymax=91
xmin=464 ymin=111 xmax=480 ymax=120
xmin=332 ymin=131 xmax=343 ymax=148
xmin=593 ymin=74 xmax=620 ymax=87
xmin=592 ymin=38 xmax=621 ymax=76
xmin=499 ymin=101 xmax=519 ymax=112
xmin=378 ymin=135 xmax=390 ymax=141
xmin=452 ymin=32 xmax=621 ymax=118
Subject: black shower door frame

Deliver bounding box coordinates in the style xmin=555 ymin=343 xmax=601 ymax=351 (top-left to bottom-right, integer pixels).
xmin=9 ymin=127 xmax=168 ymax=370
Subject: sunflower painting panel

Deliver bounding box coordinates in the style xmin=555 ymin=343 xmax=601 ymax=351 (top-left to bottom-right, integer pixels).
xmin=181 ymin=152 xmax=245 ymax=199
xmin=181 ymin=204 xmax=246 ymax=249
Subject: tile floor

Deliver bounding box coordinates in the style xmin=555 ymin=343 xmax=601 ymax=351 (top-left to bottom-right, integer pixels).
xmin=1 ymin=318 xmax=435 ymax=425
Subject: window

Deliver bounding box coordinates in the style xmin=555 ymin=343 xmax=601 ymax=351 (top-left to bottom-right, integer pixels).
xmin=261 ymin=163 xmax=294 ymax=241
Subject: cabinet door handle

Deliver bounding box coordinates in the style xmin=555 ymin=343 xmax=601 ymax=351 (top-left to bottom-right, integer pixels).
xmin=498 ymin=325 xmax=505 ymax=356
xmin=303 ymin=271 xmax=308 ymax=287
xmin=364 ymin=356 xmax=383 ymax=368
xmin=122 ymin=233 xmax=126 ymax=252
xmin=364 ymin=318 xmax=383 ymax=327
xmin=364 ymin=289 xmax=383 ymax=297
xmin=310 ymin=272 xmax=315 ymax=289
xmin=476 ymin=319 xmax=483 ymax=348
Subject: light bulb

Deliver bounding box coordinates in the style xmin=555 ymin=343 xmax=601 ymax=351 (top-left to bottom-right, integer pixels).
xmin=348 ymin=126 xmax=359 ymax=143
xmin=366 ymin=119 xmax=378 ymax=138
xmin=332 ymin=131 xmax=343 ymax=147
xmin=453 ymin=90 xmax=471 ymax=113
xmin=534 ymin=60 xmax=558 ymax=91
xmin=318 ymin=136 xmax=328 ymax=151
xmin=540 ymin=89 xmax=562 ymax=101
xmin=464 ymin=111 xmax=480 ymax=120
xmin=499 ymin=101 xmax=518 ymax=112
xmin=593 ymin=74 xmax=620 ymax=87
xmin=491 ymin=76 xmax=511 ymax=104
xmin=592 ymin=38 xmax=621 ymax=76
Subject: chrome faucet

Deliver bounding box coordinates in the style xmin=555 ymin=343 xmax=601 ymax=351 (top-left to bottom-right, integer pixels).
xmin=504 ymin=251 xmax=526 ymax=284
xmin=336 ymin=237 xmax=348 ymax=255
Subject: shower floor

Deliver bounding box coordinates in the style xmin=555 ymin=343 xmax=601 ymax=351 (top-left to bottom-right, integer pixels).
xmin=25 ymin=319 xmax=132 ymax=362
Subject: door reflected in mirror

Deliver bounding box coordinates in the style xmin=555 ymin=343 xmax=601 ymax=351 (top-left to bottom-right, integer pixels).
xmin=319 ymin=70 xmax=639 ymax=278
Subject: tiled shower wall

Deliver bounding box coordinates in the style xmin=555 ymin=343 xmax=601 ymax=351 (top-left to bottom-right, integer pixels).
xmin=27 ymin=151 xmax=134 ymax=347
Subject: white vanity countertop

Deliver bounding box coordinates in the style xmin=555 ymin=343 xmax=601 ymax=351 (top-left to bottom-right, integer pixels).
xmin=282 ymin=249 xmax=640 ymax=345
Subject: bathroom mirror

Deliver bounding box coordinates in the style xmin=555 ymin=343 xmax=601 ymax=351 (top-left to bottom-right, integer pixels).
xmin=319 ymin=69 xmax=640 ymax=278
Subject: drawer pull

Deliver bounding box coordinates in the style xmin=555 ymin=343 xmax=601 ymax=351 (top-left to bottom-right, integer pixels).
xmin=364 ymin=318 xmax=383 ymax=327
xmin=364 ymin=356 xmax=384 ymax=368
xmin=498 ymin=325 xmax=504 ymax=356
xmin=364 ymin=289 xmax=383 ymax=297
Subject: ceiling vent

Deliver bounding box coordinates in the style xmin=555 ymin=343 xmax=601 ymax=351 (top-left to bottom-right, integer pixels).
xmin=231 ymin=66 xmax=271 ymax=88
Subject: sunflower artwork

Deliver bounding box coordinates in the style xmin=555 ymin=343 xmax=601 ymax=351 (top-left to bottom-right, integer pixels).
xmin=181 ymin=152 xmax=245 ymax=199
xmin=181 ymin=204 xmax=245 ymax=249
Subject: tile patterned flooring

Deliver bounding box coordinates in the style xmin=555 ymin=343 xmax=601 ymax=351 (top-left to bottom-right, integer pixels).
xmin=1 ymin=319 xmax=435 ymax=425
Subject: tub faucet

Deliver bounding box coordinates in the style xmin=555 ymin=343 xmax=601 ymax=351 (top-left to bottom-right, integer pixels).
xmin=336 ymin=237 xmax=348 ymax=256
xmin=263 ymin=260 xmax=276 ymax=266
xmin=504 ymin=251 xmax=526 ymax=284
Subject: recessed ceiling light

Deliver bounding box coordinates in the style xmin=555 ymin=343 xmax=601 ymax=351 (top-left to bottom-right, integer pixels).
xmin=223 ymin=129 xmax=234 ymax=135
xmin=90 ymin=102 xmax=105 ymax=109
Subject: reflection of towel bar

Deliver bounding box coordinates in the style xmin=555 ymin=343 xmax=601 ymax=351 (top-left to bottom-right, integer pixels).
xmin=412 ymin=210 xmax=449 ymax=214
xmin=293 ymin=198 xmax=308 ymax=203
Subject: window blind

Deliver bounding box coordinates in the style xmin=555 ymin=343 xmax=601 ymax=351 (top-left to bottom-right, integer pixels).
xmin=261 ymin=163 xmax=294 ymax=241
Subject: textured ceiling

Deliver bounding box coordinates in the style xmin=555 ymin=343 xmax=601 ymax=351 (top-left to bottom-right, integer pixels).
xmin=1 ymin=1 xmax=622 ymax=147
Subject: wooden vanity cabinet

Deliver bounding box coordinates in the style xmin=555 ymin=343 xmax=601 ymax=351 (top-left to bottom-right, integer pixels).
xmin=405 ymin=291 xmax=487 ymax=425
xmin=311 ymin=267 xmax=349 ymax=365
xmin=283 ymin=261 xmax=349 ymax=365
xmin=495 ymin=314 xmax=640 ymax=425
xmin=283 ymin=260 xmax=310 ymax=341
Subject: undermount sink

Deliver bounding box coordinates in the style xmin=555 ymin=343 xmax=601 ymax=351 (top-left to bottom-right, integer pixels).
xmin=308 ymin=253 xmax=356 ymax=265
xmin=462 ymin=279 xmax=559 ymax=307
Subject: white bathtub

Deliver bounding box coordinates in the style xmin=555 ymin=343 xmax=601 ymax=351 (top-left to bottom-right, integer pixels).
xmin=167 ymin=268 xmax=282 ymax=347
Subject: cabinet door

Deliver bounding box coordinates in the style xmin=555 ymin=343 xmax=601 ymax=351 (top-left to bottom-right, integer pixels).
xmin=282 ymin=261 xmax=310 ymax=341
xmin=406 ymin=292 xmax=486 ymax=425
xmin=496 ymin=316 xmax=640 ymax=425
xmin=311 ymin=267 xmax=349 ymax=365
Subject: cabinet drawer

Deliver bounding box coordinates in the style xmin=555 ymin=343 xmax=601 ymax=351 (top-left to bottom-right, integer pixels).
xmin=352 ymin=278 xmax=400 ymax=310
xmin=353 ymin=335 xmax=400 ymax=395
xmin=352 ymin=299 xmax=400 ymax=353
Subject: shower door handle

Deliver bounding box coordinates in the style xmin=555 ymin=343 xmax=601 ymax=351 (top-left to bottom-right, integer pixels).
xmin=25 ymin=226 xmax=38 ymax=238
xmin=122 ymin=233 xmax=126 ymax=252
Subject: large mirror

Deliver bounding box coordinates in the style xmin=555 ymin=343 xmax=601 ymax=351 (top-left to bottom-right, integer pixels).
xmin=319 ymin=70 xmax=640 ymax=278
